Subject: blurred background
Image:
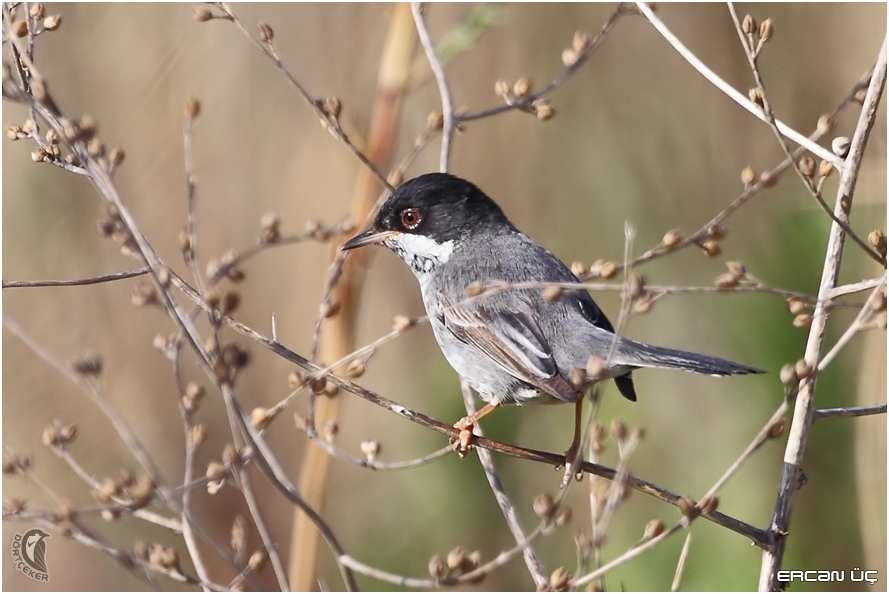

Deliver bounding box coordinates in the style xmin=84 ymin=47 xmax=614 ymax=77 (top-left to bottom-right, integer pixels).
xmin=3 ymin=3 xmax=885 ymax=591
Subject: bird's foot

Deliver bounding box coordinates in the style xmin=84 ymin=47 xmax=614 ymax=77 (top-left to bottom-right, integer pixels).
xmin=451 ymin=416 xmax=475 ymax=457
xmin=559 ymin=440 xmax=585 ymax=489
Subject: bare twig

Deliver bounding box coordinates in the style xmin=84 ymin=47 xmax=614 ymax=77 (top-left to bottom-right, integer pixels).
xmin=758 ymin=35 xmax=886 ymax=591
xmin=671 ymin=533 xmax=693 ymax=592
xmin=813 ymin=404 xmax=887 ymax=422
xmin=726 ymin=3 xmax=885 ymax=267
xmin=635 ymin=2 xmax=843 ymax=169
xmin=2 ymin=267 xmax=150 ymax=288
xmin=412 ymin=2 xmax=455 ymax=172
xmin=459 ymin=379 xmax=549 ymax=589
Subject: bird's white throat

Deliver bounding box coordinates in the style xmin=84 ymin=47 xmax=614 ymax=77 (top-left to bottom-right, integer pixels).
xmin=384 ymin=233 xmax=454 ymax=279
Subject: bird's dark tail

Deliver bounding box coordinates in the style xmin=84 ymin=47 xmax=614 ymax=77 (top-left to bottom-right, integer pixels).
xmin=618 ymin=339 xmax=764 ymax=376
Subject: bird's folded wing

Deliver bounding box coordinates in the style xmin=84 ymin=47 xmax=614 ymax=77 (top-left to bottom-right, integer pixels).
xmin=443 ymin=303 xmax=578 ymax=402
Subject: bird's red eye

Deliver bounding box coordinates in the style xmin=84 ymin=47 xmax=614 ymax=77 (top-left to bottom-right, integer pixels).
xmin=400 ymin=208 xmax=422 ymax=229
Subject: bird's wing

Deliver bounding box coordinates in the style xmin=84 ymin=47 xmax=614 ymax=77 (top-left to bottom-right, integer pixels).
xmin=441 ymin=298 xmax=578 ymax=403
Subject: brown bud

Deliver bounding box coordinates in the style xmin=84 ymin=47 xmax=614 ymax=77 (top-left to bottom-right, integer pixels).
xmin=816 ymin=115 xmax=833 ymax=135
xmin=222 ymin=443 xmax=241 ymax=466
xmin=599 ymin=261 xmax=617 ymax=279
xmin=662 ymin=229 xmax=682 ymax=248
xmin=222 ymin=290 xmax=241 ymax=314
xmin=794 ymin=359 xmax=814 ymax=380
xmin=185 ymin=97 xmax=201 ymax=119
xmin=573 ymin=31 xmax=593 ymax=52
xmin=108 ymin=147 xmax=125 ymax=167
xmin=542 ymin=285 xmax=563 ymax=302
xmin=569 ymin=367 xmax=586 ymax=390
xmin=707 ymin=224 xmax=727 ymax=240
xmin=741 ymin=14 xmax=756 ymax=35
xmin=561 ymin=48 xmax=579 ymax=67
xmin=741 ymin=166 xmax=757 ymax=186
xmin=260 ymin=213 xmax=281 ymax=242
xmin=554 ymin=506 xmax=572 ymax=527
xmin=206 ymin=462 xmax=227 ymax=481
xmin=749 ymin=86 xmax=765 ymax=108
xmin=323 ymin=96 xmax=342 ymax=119
xmin=677 ymin=496 xmax=698 ymax=518
xmin=786 ymin=297 xmax=806 ymax=315
xmin=532 ymin=493 xmax=555 ymax=520
xmin=446 ymin=546 xmax=465 ymax=571
xmin=513 ymin=77 xmax=531 ymax=98
xmin=248 ymin=550 xmax=267 ymax=572
xmin=30 ymin=4 xmax=46 ymax=19
xmin=494 ymin=79 xmax=510 ymax=97
xmin=258 ymin=22 xmax=274 ymax=43
xmin=190 ymin=424 xmax=206 ymax=446
xmin=360 ymin=440 xmax=380 ymax=461
xmin=701 ymin=241 xmax=721 ymax=257
xmin=193 ymin=6 xmax=213 ymax=22
xmin=72 ymin=351 xmax=103 ymax=376
xmin=644 ymin=519 xmax=665 ymax=539
xmin=31 ymin=148 xmax=47 ymax=162
xmin=13 ymin=20 xmax=28 ymax=37
xmin=392 ymin=315 xmax=414 ymax=332
xmin=798 ymin=156 xmax=816 ymax=178
xmin=549 ymin=567 xmax=572 ymax=591
xmin=426 ymin=111 xmax=444 ymax=131
xmin=699 ymin=496 xmax=719 ymax=515
xmin=251 ymin=407 xmax=270 ymax=429
xmin=831 ymin=136 xmax=850 ymax=159
xmin=779 ymin=364 xmax=797 ymax=386
xmin=428 ymin=554 xmax=447 ymax=579
xmin=346 ymin=360 xmax=366 ymax=379
xmin=793 ymin=314 xmax=812 ymax=328
xmin=609 ymin=419 xmax=627 ymax=441
xmin=768 ymin=419 xmax=786 ymax=439
xmin=532 ymin=98 xmax=555 ymax=121
xmin=854 ymin=88 xmax=867 ymax=105
xmin=713 ymin=275 xmax=738 ymax=292
xmin=726 ymin=261 xmax=746 ymax=278
xmin=42 ymin=426 xmax=59 ymax=448
xmin=586 ymin=356 xmax=604 ymax=379
xmin=570 ymin=261 xmax=587 ymax=276
xmin=758 ymin=19 xmax=773 ymax=42
xmin=627 ymin=273 xmax=645 ymax=299
xmin=867 ymin=230 xmax=886 ymax=257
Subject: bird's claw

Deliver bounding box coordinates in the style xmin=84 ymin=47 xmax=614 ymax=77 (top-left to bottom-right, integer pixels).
xmin=559 ymin=442 xmax=585 ymax=489
xmin=451 ymin=417 xmax=475 ymax=456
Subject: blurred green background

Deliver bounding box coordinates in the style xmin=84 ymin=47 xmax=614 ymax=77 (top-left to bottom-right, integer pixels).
xmin=3 ymin=3 xmax=885 ymax=591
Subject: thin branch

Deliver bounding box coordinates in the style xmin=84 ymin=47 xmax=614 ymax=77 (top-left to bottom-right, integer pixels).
xmin=635 ymin=2 xmax=843 ymax=170
xmin=671 ymin=533 xmax=693 ymax=592
xmin=460 ymin=379 xmax=548 ymax=589
xmin=759 ymin=34 xmax=886 ymax=591
xmin=726 ymin=3 xmax=885 ymax=267
xmin=2 ymin=267 xmax=150 ymax=288
xmin=411 ymin=2 xmax=454 ymax=172
xmin=457 ymin=3 xmax=632 ymax=122
xmin=813 ymin=404 xmax=887 ymax=422
xmin=817 ymin=274 xmax=886 ymax=370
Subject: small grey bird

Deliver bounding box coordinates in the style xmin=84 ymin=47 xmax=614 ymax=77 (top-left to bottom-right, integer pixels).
xmin=342 ymin=173 xmax=762 ymax=479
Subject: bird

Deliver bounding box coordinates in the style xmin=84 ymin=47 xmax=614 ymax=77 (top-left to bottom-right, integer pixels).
xmin=341 ymin=172 xmax=763 ymax=483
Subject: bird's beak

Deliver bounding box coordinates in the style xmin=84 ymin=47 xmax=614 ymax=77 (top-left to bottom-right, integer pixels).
xmin=340 ymin=228 xmax=398 ymax=251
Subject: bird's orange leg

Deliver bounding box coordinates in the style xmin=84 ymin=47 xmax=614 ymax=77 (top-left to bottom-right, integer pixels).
xmin=561 ymin=396 xmax=585 ymax=488
xmin=453 ymin=402 xmax=499 ymax=455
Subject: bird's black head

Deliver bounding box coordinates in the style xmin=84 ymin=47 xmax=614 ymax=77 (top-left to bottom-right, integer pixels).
xmin=341 ymin=173 xmax=513 ymax=253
